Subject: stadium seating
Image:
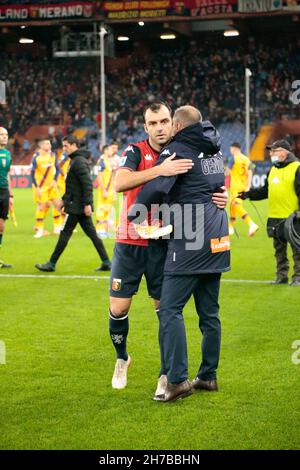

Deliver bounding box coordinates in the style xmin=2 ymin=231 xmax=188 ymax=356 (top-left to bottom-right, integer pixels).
xmin=1 ymin=37 xmax=300 ymax=160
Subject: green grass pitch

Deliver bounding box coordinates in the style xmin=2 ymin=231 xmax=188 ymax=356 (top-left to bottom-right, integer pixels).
xmin=0 ymin=189 xmax=299 ymax=450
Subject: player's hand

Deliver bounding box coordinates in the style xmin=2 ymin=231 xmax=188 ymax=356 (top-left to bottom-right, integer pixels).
xmin=36 ymin=187 xmax=41 ymax=199
xmin=237 ymin=191 xmax=247 ymax=200
xmin=84 ymin=204 xmax=92 ymax=216
xmin=158 ymin=153 xmax=194 ymax=176
xmin=57 ymin=200 xmax=64 ymax=211
xmin=9 ymin=196 xmax=14 ymax=210
xmin=212 ymin=186 xmax=228 ymax=209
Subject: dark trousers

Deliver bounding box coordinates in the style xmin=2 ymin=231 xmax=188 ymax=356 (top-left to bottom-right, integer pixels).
xmin=50 ymin=213 xmax=109 ymax=265
xmin=158 ymin=273 xmax=221 ymax=384
xmin=273 ymin=238 xmax=300 ymax=282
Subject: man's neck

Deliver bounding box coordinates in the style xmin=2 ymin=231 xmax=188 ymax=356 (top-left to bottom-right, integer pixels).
xmin=0 ymin=145 xmax=6 ymax=149
xmin=148 ymin=139 xmax=162 ymax=153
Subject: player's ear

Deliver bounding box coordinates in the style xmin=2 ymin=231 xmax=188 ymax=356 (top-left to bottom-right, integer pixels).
xmin=144 ymin=123 xmax=148 ymax=135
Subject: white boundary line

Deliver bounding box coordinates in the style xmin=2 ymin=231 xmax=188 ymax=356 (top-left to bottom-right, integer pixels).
xmin=0 ymin=274 xmax=271 ymax=283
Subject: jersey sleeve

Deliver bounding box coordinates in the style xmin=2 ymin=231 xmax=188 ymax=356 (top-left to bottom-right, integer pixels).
xmin=54 ymin=154 xmax=61 ymax=181
xmin=31 ymin=155 xmax=38 ymax=187
xmin=98 ymin=158 xmax=105 ymax=173
xmin=227 ymin=155 xmax=235 ymax=169
xmin=118 ymin=145 xmax=141 ymax=172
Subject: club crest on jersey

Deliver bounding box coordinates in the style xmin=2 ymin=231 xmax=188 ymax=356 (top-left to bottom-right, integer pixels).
xmin=112 ymin=278 xmax=122 ymax=291
xmin=144 ymin=154 xmax=153 ymax=161
xmin=161 ymin=149 xmax=171 ymax=156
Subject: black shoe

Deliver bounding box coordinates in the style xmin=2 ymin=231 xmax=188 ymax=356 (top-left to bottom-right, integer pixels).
xmin=155 ymin=380 xmax=192 ymax=403
xmin=191 ymin=377 xmax=218 ymax=392
xmin=95 ymin=262 xmax=111 ymax=272
xmin=270 ymin=277 xmax=288 ymax=285
xmin=290 ymin=280 xmax=300 ymax=287
xmin=35 ymin=262 xmax=56 ymax=272
xmin=0 ymin=260 xmax=13 ymax=268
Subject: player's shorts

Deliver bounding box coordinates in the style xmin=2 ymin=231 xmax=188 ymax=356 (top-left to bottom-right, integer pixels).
xmin=110 ymin=240 xmax=167 ymax=299
xmin=97 ymin=193 xmax=115 ymax=208
xmin=33 ymin=185 xmax=60 ymax=203
xmin=0 ymin=188 xmax=9 ymax=220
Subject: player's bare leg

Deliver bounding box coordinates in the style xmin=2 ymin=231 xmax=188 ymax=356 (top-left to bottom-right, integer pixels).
xmin=34 ymin=201 xmax=50 ymax=238
xmin=52 ymin=198 xmax=62 ymax=234
xmin=0 ymin=218 xmax=12 ymax=268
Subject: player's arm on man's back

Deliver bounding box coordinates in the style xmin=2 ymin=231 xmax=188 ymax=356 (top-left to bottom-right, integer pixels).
xmin=115 ymin=145 xmax=193 ymax=193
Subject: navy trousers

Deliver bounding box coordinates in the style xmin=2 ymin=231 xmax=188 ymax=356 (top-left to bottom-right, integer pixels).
xmin=158 ymin=273 xmax=221 ymax=384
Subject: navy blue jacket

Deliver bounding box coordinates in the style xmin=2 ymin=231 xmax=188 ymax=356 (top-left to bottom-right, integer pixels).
xmin=128 ymin=121 xmax=230 ymax=274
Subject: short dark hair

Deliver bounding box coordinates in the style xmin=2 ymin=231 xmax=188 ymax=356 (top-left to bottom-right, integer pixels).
xmin=102 ymin=144 xmax=109 ymax=152
xmin=38 ymin=138 xmax=51 ymax=145
xmin=62 ymin=134 xmax=79 ymax=147
xmin=143 ymin=101 xmax=172 ymax=121
xmin=231 ymin=142 xmax=241 ymax=149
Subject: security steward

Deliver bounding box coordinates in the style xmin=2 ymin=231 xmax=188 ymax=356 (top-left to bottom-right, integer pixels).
xmin=239 ymin=140 xmax=300 ymax=286
xmin=129 ymin=106 xmax=230 ymax=402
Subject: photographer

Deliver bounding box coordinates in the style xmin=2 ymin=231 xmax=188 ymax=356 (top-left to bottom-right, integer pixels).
xmin=239 ymin=140 xmax=300 ymax=286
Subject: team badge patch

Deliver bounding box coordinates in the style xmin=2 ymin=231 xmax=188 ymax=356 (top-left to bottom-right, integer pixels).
xmin=112 ymin=278 xmax=122 ymax=291
xmin=210 ymin=236 xmax=230 ymax=253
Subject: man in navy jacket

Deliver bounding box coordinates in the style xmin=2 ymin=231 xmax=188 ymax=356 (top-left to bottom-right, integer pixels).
xmin=129 ymin=106 xmax=230 ymax=402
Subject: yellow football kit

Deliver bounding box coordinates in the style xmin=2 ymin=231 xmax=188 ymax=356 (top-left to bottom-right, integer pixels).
xmin=57 ymin=153 xmax=70 ymax=197
xmin=229 ymin=152 xmax=258 ymax=236
xmin=96 ymin=155 xmax=119 ymax=235
xmin=32 ymin=150 xmax=60 ymax=203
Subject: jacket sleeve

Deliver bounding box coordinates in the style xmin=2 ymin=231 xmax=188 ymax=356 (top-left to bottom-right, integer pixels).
xmin=294 ymin=166 xmax=300 ymax=207
xmin=128 ymin=175 xmax=177 ymax=222
xmin=246 ymin=172 xmax=269 ymax=200
xmin=73 ymin=158 xmax=94 ymax=206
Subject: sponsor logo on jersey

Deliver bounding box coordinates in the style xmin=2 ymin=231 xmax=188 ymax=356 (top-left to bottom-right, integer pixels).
xmin=161 ymin=149 xmax=171 ymax=156
xmin=144 ymin=154 xmax=153 ymax=161
xmin=112 ymin=278 xmax=122 ymax=291
xmin=271 ymin=177 xmax=280 ymax=184
xmin=210 ymin=236 xmax=230 ymax=253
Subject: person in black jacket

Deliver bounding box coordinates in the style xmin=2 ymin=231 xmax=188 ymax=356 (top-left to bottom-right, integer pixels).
xmin=238 ymin=140 xmax=300 ymax=286
xmin=128 ymin=106 xmax=230 ymax=402
xmin=35 ymin=135 xmax=111 ymax=272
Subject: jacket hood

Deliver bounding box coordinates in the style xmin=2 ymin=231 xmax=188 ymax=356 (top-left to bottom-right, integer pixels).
xmin=275 ymin=151 xmax=299 ymax=168
xmin=69 ymin=148 xmax=91 ymax=160
xmin=174 ymin=120 xmax=221 ymax=155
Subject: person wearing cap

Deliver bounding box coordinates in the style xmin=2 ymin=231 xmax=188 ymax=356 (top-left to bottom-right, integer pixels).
xmin=239 ymin=140 xmax=300 ymax=286
xmin=227 ymin=142 xmax=259 ymax=237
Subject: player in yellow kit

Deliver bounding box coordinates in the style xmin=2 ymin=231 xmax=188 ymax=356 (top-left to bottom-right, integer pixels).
xmin=96 ymin=144 xmax=120 ymax=238
xmin=57 ymin=152 xmax=70 ymax=197
xmin=228 ymin=142 xmax=259 ymax=237
xmin=31 ymin=139 xmax=62 ymax=238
